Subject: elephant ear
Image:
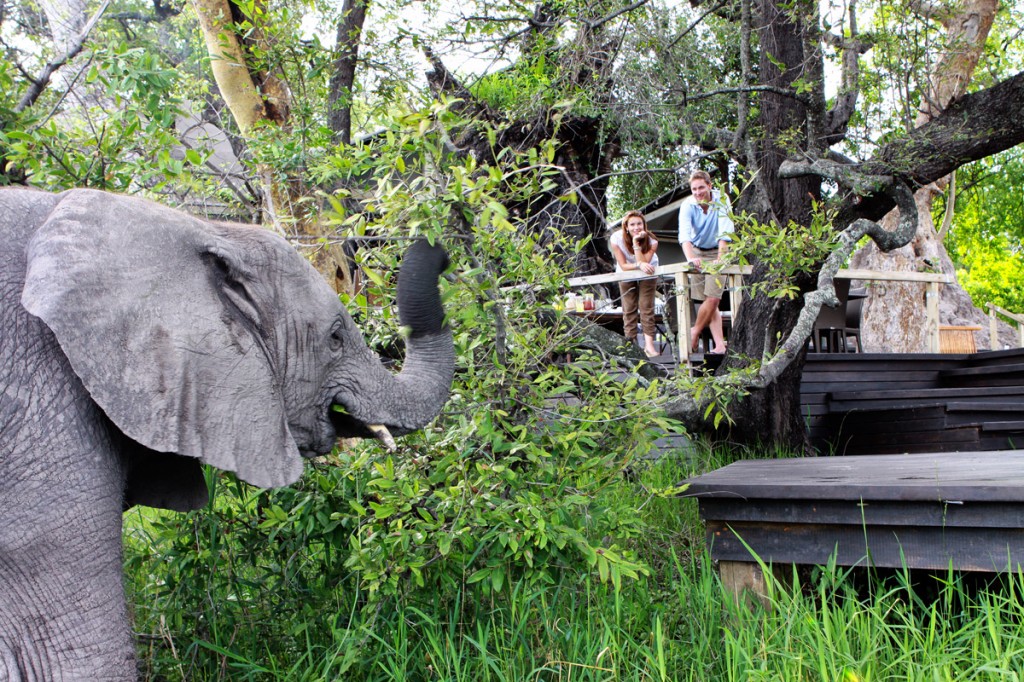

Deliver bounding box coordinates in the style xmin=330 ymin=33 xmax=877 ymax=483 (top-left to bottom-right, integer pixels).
xmin=21 ymin=189 xmax=304 ymax=494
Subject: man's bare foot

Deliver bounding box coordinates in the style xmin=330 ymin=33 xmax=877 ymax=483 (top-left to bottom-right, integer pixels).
xmin=708 ymin=344 xmax=728 ymax=355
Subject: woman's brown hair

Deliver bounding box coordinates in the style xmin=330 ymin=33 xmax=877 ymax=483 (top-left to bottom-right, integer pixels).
xmin=620 ymin=210 xmax=651 ymax=255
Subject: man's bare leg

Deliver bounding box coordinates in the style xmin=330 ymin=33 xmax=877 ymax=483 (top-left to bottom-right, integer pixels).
xmin=690 ymin=296 xmax=721 ymax=352
xmin=709 ymin=308 xmax=727 ymax=354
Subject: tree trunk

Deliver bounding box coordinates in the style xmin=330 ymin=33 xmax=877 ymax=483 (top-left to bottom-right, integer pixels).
xmin=851 ymin=0 xmax=1002 ymax=352
xmin=424 ymin=53 xmax=617 ymax=277
xmin=38 ymin=0 xmax=88 ymax=91
xmin=717 ymin=0 xmax=820 ymax=451
xmin=191 ymin=0 xmax=356 ymax=293
xmin=328 ymin=0 xmax=367 ymax=146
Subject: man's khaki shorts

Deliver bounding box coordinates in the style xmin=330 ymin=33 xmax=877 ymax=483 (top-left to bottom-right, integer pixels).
xmin=689 ymin=247 xmax=724 ymax=301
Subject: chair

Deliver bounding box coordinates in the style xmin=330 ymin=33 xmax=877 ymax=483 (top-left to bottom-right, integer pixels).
xmin=842 ymin=292 xmax=864 ymax=352
xmin=811 ymin=279 xmax=852 ymax=352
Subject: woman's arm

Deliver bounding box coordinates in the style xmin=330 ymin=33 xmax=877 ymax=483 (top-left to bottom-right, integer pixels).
xmin=633 ymin=237 xmax=657 ymax=274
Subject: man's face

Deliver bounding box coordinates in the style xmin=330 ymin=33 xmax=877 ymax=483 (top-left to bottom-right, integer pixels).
xmin=690 ymin=178 xmax=712 ymax=204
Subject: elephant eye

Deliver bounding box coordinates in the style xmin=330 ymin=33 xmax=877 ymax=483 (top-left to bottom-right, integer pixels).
xmin=329 ymin=323 xmax=344 ymax=351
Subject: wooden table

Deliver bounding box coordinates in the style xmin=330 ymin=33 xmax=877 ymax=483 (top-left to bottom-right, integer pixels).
xmin=684 ymin=450 xmax=1024 ymax=599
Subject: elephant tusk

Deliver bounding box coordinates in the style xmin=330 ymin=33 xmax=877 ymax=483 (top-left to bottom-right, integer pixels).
xmin=367 ymin=424 xmax=397 ymax=451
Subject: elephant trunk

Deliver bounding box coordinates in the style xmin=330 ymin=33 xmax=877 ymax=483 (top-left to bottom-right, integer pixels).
xmin=335 ymin=240 xmax=455 ymax=441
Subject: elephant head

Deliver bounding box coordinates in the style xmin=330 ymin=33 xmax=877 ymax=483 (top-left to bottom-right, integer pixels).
xmin=0 ymin=187 xmax=453 ymax=679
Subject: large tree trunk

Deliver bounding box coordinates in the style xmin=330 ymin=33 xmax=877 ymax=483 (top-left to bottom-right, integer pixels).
xmin=327 ymin=0 xmax=367 ymax=146
xmin=191 ymin=0 xmax=356 ymax=293
xmin=424 ymin=52 xmax=617 ymax=277
xmin=716 ymin=0 xmax=821 ymax=451
xmin=851 ymin=0 xmax=1006 ymax=352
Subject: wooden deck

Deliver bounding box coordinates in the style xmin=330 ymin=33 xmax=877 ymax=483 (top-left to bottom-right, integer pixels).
xmin=801 ymin=347 xmax=1024 ymax=454
xmin=682 ymin=349 xmax=1024 ymax=598
xmin=685 ymin=450 xmax=1024 ymax=597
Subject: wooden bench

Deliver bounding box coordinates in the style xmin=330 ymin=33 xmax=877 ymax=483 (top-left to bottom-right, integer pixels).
xmin=684 ymin=450 xmax=1024 ymax=601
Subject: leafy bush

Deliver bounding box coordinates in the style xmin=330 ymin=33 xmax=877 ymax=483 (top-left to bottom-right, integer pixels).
xmin=2 ymin=43 xmax=201 ymax=192
xmin=124 ymin=102 xmax=690 ymax=676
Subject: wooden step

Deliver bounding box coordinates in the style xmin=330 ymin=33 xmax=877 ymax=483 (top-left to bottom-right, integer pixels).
xmin=940 ymin=363 xmax=1024 ymax=378
xmin=982 ymin=421 xmax=1024 ymax=433
xmin=961 ymin=347 xmax=1024 ymax=367
xmin=829 ymin=386 xmax=1024 ymax=412
xmin=946 ymin=401 xmax=1024 ymax=412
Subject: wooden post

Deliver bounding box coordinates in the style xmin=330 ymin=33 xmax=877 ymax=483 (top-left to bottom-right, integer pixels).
xmin=719 ymin=561 xmax=789 ymax=610
xmin=990 ymin=303 xmax=998 ymax=351
xmin=730 ymin=273 xmax=743 ymax=317
xmin=677 ymin=272 xmax=691 ymax=371
xmin=925 ymin=282 xmax=941 ymax=353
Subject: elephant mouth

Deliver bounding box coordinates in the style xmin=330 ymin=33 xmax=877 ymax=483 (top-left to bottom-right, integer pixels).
xmin=328 ymin=405 xmax=398 ymax=452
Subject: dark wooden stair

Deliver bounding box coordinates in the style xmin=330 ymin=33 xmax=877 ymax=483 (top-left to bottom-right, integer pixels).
xmin=801 ymin=348 xmax=1024 ymax=455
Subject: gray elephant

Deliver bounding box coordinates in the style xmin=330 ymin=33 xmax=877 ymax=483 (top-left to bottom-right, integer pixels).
xmin=0 ymin=188 xmax=454 ymax=681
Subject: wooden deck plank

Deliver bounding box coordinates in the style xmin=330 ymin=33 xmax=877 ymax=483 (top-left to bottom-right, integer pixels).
xmin=706 ymin=521 xmax=1024 ymax=571
xmin=697 ymin=498 xmax=1024 ymax=528
xmin=982 ymin=421 xmax=1024 ymax=432
xmin=820 ymin=405 xmax=947 ymax=424
xmin=947 ymin=402 xmax=1024 ymax=413
xmin=802 ymin=370 xmax=944 ymax=382
xmin=836 ymin=428 xmax=979 ymax=445
xmin=683 ymin=451 xmax=1024 ymax=502
xmin=940 ymin=363 xmax=1024 ymax=378
xmin=830 ymin=385 xmax=1024 ymax=401
xmin=801 ymin=381 xmax=937 ymax=393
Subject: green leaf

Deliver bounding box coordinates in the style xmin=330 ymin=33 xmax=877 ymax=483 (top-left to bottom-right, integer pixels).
xmin=466 ymin=568 xmax=490 ymax=584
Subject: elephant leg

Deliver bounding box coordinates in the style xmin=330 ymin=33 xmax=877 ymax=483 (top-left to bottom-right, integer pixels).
xmin=0 ymin=357 xmax=137 ymax=680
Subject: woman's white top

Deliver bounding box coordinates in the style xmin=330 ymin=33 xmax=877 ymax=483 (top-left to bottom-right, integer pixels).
xmin=610 ymin=231 xmax=659 ymax=274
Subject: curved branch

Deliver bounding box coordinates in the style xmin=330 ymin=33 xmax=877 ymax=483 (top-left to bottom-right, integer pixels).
xmin=838 ymin=69 xmax=1024 ymax=224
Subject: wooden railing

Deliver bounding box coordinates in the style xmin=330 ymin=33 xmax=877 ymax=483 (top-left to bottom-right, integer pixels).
xmin=988 ymin=303 xmax=1024 ymax=350
xmin=838 ymin=269 xmax=950 ymax=354
xmin=567 ymin=265 xmax=953 ymax=359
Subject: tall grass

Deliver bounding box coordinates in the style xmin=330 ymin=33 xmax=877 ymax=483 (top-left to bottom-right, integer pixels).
xmin=124 ymin=445 xmax=1024 ymax=680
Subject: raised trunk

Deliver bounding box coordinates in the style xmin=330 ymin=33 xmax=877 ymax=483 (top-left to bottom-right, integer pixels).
xmin=334 ymin=241 xmax=455 ymax=438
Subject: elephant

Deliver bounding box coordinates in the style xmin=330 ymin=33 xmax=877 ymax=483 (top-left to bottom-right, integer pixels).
xmin=0 ymin=188 xmax=454 ymax=681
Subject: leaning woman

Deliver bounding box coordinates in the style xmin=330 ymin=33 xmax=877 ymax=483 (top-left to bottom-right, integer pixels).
xmin=610 ymin=210 xmax=660 ymax=358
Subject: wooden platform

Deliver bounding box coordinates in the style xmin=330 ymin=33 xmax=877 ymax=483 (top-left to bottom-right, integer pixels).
xmin=801 ymin=348 xmax=1024 ymax=455
xmin=685 ymin=450 xmax=1024 ymax=598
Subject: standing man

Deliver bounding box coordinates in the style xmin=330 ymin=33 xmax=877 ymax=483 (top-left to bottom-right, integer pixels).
xmin=678 ymin=170 xmax=734 ymax=355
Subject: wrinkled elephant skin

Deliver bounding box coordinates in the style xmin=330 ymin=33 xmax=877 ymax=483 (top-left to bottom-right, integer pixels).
xmin=0 ymin=188 xmax=454 ymax=681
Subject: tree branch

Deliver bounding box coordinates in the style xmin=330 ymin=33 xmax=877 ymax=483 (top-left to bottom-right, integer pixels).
xmin=824 ymin=0 xmax=871 ymax=143
xmin=583 ymin=0 xmax=651 ymax=31
xmin=15 ymin=0 xmax=111 ymax=114
xmin=837 ymin=69 xmax=1024 ymax=225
